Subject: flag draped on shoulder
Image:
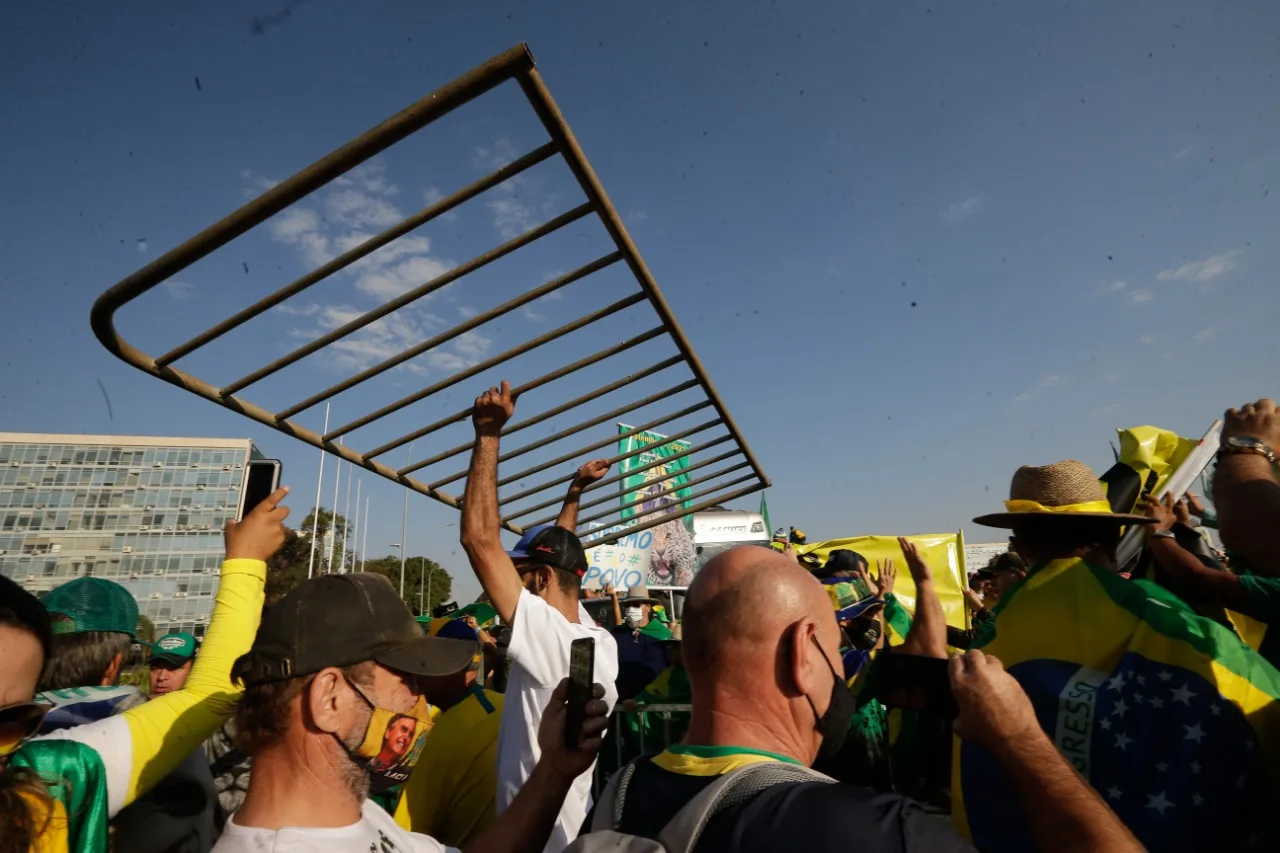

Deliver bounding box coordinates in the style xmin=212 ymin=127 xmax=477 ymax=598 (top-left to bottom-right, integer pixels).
xmin=954 ymin=557 xmax=1280 ymax=851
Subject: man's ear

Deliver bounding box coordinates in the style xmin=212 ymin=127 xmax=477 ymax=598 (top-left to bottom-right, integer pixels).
xmin=784 ymin=619 xmax=821 ymax=698
xmin=102 ymin=651 xmax=126 ymax=686
xmin=307 ymin=668 xmax=347 ymax=734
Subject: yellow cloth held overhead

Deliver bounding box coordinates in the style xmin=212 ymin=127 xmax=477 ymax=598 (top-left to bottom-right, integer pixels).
xmin=1002 ymin=499 xmax=1114 ymax=515
xmin=794 ymin=533 xmax=970 ymax=637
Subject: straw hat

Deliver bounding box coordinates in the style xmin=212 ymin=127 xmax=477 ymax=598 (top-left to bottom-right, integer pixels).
xmin=973 ymin=459 xmax=1157 ymax=528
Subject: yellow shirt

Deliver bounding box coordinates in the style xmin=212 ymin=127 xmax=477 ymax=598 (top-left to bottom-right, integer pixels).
xmin=394 ymin=687 xmax=503 ymax=848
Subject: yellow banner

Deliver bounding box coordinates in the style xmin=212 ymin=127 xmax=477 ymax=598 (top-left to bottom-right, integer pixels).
xmin=795 ymin=532 xmax=970 ymax=637
xmin=1118 ymin=425 xmax=1197 ymax=497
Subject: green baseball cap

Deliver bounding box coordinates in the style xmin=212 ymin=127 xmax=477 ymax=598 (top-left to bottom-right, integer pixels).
xmin=150 ymin=632 xmax=197 ymax=667
xmin=41 ymin=577 xmax=138 ymax=638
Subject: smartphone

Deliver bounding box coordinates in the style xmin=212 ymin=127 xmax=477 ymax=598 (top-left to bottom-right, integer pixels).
xmin=875 ymin=652 xmax=959 ymax=719
xmin=239 ymin=460 xmax=282 ymax=521
xmin=564 ymin=637 xmax=595 ymax=749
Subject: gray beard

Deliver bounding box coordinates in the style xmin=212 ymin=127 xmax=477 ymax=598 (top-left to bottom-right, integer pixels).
xmin=338 ymin=725 xmax=371 ymax=801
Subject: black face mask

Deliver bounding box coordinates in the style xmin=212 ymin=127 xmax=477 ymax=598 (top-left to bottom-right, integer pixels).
xmin=806 ymin=636 xmax=858 ymax=761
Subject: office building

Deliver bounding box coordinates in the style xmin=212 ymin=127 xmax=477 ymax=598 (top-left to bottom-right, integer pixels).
xmin=0 ymin=433 xmax=262 ymax=637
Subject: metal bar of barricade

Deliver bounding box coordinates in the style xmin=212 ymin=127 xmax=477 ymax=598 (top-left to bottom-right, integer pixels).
xmin=489 ymin=413 xmax=719 ymax=491
xmin=277 ymin=252 xmax=624 ymax=422
xmin=376 ymin=327 xmax=671 ymax=463
xmin=503 ymin=447 xmax=742 ymax=525
xmin=426 ymin=395 xmax=711 ymax=491
xmin=515 ymin=68 xmax=770 ymax=491
xmin=409 ymin=355 xmax=687 ymax=473
xmin=572 ymin=474 xmax=757 ymax=533
xmin=223 ymin=202 xmax=594 ymax=396
xmin=349 ymin=299 xmax=655 ymax=450
xmin=560 ymin=463 xmax=753 ymax=531
xmin=496 ymin=433 xmax=734 ymax=510
xmin=582 ymin=482 xmax=765 ymax=547
xmin=154 ymin=140 xmax=558 ymax=368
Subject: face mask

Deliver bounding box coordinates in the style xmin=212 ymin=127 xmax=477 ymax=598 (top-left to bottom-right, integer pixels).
xmin=341 ymin=677 xmax=435 ymax=793
xmin=625 ymin=606 xmax=645 ymax=626
xmin=805 ymin=636 xmax=858 ymax=761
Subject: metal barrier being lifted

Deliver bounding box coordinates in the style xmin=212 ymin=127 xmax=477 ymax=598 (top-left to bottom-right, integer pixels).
xmin=90 ymin=44 xmax=768 ymax=546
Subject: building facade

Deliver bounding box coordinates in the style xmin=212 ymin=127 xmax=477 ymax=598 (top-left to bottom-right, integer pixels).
xmin=0 ymin=433 xmax=260 ymax=637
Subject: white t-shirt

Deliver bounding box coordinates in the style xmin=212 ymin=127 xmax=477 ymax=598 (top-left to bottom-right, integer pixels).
xmin=212 ymin=800 xmax=456 ymax=853
xmin=496 ymin=589 xmax=619 ymax=853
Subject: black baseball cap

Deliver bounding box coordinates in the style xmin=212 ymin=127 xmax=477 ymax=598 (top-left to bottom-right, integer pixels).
xmin=507 ymin=524 xmax=588 ymax=577
xmin=233 ymin=573 xmax=478 ymax=687
xmin=811 ymin=549 xmax=868 ymax=580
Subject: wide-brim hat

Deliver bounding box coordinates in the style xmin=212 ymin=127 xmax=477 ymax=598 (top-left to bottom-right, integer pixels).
xmin=973 ymin=459 xmax=1157 ymax=529
xmin=622 ymin=583 xmax=661 ymax=605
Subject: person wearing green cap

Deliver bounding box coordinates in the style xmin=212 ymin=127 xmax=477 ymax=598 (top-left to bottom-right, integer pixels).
xmin=149 ymin=632 xmax=198 ymax=697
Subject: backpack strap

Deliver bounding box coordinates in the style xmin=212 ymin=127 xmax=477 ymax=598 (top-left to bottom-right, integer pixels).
xmin=588 ymin=759 xmax=643 ymax=832
xmin=656 ymin=762 xmax=834 ymax=853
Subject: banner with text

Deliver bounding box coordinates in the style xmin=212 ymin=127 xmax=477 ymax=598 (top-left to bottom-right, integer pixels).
xmin=616 ymin=425 xmax=698 ymax=587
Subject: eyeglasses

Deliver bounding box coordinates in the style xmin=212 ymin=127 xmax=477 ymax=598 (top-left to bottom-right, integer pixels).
xmin=0 ymin=701 xmax=52 ymax=757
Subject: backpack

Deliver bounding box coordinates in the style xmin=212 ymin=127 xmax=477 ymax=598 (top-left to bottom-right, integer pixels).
xmin=565 ymin=759 xmax=835 ymax=853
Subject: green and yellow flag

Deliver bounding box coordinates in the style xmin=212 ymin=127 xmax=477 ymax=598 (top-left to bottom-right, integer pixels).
xmin=954 ymin=557 xmax=1280 ymax=851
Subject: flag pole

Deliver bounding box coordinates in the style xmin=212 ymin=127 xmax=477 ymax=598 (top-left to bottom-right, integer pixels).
xmin=346 ymin=479 xmax=360 ymax=573
xmin=327 ymin=436 xmax=343 ymax=574
xmin=342 ymin=461 xmax=354 ymax=572
xmin=307 ymin=403 xmax=330 ymax=579
xmin=360 ymin=496 xmax=369 ymax=572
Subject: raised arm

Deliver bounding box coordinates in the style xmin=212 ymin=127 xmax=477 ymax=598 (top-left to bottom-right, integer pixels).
xmin=556 ymin=459 xmax=611 ymax=532
xmin=952 ymin=650 xmax=1144 ymax=853
xmin=1141 ymin=495 xmax=1256 ymax=614
xmin=461 ymin=381 xmax=524 ymax=625
xmin=47 ymin=487 xmax=289 ymax=815
xmin=1213 ymin=399 xmax=1280 ymax=576
xmin=897 ymin=538 xmax=948 ymax=658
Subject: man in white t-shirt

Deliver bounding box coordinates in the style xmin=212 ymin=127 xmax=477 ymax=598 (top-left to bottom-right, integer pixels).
xmin=211 ymin=571 xmax=610 ymax=853
xmin=461 ymin=381 xmax=620 ymax=853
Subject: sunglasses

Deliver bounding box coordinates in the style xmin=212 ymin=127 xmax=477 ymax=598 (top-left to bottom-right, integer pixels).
xmin=0 ymin=701 xmax=52 ymax=757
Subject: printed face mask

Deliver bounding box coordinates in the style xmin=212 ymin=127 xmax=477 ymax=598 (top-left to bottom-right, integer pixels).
xmin=343 ymin=678 xmax=435 ymax=793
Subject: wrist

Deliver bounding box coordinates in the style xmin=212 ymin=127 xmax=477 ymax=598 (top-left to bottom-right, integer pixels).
xmin=986 ymin=722 xmax=1049 ymax=762
xmin=474 ymin=426 xmax=503 ymax=440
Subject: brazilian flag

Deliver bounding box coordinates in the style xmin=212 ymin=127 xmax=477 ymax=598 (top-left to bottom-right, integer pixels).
xmin=954 ymin=558 xmax=1280 ymax=851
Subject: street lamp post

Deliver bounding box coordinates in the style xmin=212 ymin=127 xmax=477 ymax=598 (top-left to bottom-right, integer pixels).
xmin=400 ymin=442 xmax=413 ymax=597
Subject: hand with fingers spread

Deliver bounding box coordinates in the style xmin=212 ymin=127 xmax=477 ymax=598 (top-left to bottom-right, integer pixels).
xmin=537 ymin=679 xmax=611 ymax=781
xmin=874 ymin=558 xmax=897 ymax=597
xmin=473 ymin=380 xmax=516 ymax=436
xmin=950 ymin=649 xmax=1040 ymax=751
xmin=1140 ymin=494 xmax=1177 ymax=533
xmin=897 ymin=536 xmax=934 ymax=584
xmin=224 ymin=486 xmax=290 ymax=562
xmin=572 ymin=459 xmax=611 ymax=490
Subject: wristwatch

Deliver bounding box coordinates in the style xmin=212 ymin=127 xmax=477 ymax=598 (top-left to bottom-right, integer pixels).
xmin=1217 ymin=436 xmax=1277 ymax=465
xmin=1150 ymin=529 xmax=1176 ymax=540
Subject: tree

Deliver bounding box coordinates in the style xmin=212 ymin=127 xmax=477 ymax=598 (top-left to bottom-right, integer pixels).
xmin=136 ymin=614 xmax=156 ymax=646
xmin=296 ymin=507 xmax=354 ymax=574
xmin=363 ymin=555 xmax=453 ymax=616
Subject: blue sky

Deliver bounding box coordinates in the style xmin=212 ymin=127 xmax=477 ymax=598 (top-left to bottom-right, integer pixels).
xmin=3 ymin=1 xmax=1278 ymax=603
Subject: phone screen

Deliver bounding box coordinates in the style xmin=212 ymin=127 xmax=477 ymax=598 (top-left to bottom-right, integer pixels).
xmin=239 ymin=460 xmax=282 ymax=521
xmin=875 ymin=652 xmax=958 ymax=719
xmin=565 ymin=638 xmax=595 ymax=749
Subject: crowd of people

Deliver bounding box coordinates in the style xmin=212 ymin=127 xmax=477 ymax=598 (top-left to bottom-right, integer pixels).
xmin=2 ymin=390 xmax=1279 ymax=852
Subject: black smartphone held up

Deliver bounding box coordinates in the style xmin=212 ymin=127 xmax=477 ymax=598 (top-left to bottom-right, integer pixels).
xmin=564 ymin=637 xmax=595 ymax=750
xmin=238 ymin=460 xmax=282 ymax=521
xmin=875 ymin=652 xmax=959 ymax=719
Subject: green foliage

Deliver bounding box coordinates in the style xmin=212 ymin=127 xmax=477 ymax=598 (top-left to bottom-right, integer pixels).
xmin=135 ymin=614 xmax=156 ymax=646
xmin=118 ymin=665 xmax=149 ymax=690
xmin=363 ymin=555 xmax=453 ymax=616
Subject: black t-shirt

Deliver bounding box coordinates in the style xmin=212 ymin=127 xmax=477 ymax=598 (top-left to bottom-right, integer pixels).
xmin=593 ymin=751 xmax=976 ymax=853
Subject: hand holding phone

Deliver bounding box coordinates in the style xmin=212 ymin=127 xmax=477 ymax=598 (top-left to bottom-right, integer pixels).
xmin=875 ymin=651 xmax=959 ymax=719
xmin=239 ymin=460 xmax=282 ymax=521
xmin=564 ymin=638 xmax=595 ymax=749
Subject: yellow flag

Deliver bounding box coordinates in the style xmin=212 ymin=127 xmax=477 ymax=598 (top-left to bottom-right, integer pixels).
xmin=1117 ymin=425 xmax=1198 ymax=498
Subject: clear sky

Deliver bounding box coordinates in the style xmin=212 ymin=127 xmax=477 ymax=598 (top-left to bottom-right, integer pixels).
xmin=3 ymin=1 xmax=1277 ymax=604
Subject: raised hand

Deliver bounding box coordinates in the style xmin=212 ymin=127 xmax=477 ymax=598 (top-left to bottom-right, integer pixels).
xmin=1139 ymin=494 xmax=1177 ymax=533
xmin=472 ymin=381 xmax=516 ymax=435
xmin=573 ymin=459 xmax=611 ymax=489
xmin=874 ymin=558 xmax=897 ymax=597
xmin=950 ymin=649 xmax=1040 ymax=750
xmin=225 ymin=486 xmax=290 ymax=562
xmin=897 ymin=536 xmax=934 ymax=583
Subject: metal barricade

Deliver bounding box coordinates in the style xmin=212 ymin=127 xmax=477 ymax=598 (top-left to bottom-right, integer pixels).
xmin=594 ymin=702 xmax=692 ymax=796
xmin=88 ymin=44 xmax=768 ymax=547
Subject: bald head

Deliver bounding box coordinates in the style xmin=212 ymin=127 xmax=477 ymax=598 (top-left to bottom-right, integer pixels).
xmin=683 ymin=546 xmax=835 ymax=675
